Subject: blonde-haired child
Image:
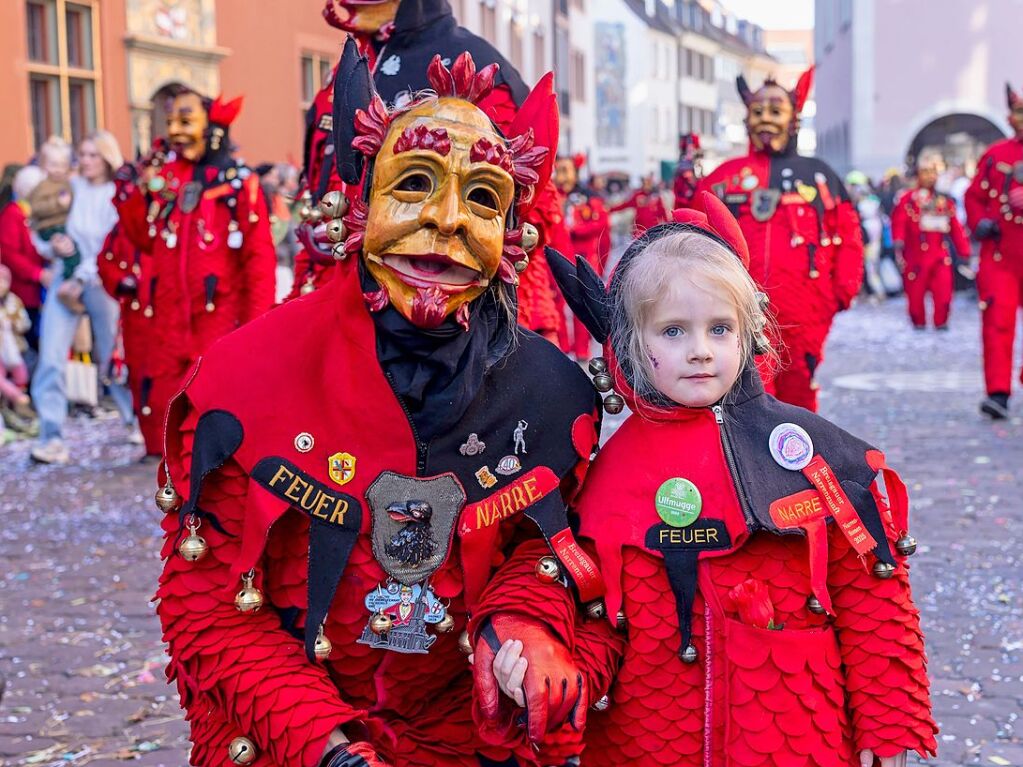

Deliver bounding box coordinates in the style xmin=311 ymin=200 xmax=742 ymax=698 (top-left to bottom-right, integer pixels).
xmin=28 ymin=136 xmax=80 ymax=282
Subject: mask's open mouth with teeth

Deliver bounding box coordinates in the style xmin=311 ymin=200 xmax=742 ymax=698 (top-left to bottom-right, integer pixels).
xmin=381 ymin=253 xmax=485 ymax=292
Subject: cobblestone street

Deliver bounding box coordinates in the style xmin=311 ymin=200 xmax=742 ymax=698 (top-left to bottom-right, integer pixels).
xmin=1 ymin=294 xmax=1022 ymax=766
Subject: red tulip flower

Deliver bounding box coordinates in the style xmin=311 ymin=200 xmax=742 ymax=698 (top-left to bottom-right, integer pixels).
xmin=727 ymin=578 xmax=779 ymax=630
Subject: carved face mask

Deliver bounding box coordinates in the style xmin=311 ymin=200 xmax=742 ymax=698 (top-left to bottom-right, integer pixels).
xmin=554 ymin=157 xmax=578 ymax=194
xmin=745 ymin=84 xmax=796 ymax=155
xmin=361 ymin=99 xmax=516 ymax=329
xmin=1010 ymin=103 xmax=1023 ymax=138
xmin=167 ymin=92 xmax=208 ymax=163
xmin=325 ymin=0 xmax=400 ymax=34
xmin=916 ymin=163 xmax=939 ymax=190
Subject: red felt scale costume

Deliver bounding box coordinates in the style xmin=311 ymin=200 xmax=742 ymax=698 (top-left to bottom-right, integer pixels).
xmin=155 ymin=45 xmax=607 ymax=767
xmin=476 ymin=197 xmax=936 ymax=766
xmin=96 ymin=222 xmax=161 ymax=454
xmin=695 ymin=67 xmax=863 ymax=412
xmin=891 ymin=186 xmax=969 ymax=329
xmin=113 ymin=95 xmax=276 ymax=435
xmin=290 ymin=0 xmax=564 ymax=341
xmin=965 ymin=83 xmax=1023 ymax=411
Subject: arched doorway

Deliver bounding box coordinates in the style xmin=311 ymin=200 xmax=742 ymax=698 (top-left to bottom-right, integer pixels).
xmin=131 ymin=82 xmax=190 ymax=154
xmin=905 ymin=113 xmax=1006 ymax=174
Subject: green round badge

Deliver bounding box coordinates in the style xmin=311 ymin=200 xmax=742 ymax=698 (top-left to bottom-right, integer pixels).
xmin=655 ymin=478 xmax=702 ymax=528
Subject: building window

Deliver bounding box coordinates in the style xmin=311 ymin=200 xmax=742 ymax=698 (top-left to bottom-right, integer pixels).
xmin=533 ymin=30 xmax=546 ymax=81
xmin=301 ymin=52 xmax=334 ymax=109
xmin=571 ymin=48 xmax=586 ymax=102
xmin=25 ymin=0 xmax=102 ymax=150
xmin=479 ymin=0 xmax=497 ymax=43
xmin=450 ymin=0 xmax=464 ymax=20
xmin=510 ymin=24 xmax=524 ymax=69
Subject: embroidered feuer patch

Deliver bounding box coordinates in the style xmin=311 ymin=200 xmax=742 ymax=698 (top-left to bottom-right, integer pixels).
xmin=366 ymin=471 xmax=466 ymax=586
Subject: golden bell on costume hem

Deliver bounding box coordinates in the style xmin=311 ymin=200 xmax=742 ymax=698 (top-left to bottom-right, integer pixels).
xmin=178 ymin=521 xmax=208 ymax=562
xmin=615 ymin=610 xmax=627 ymax=631
xmin=806 ymin=595 xmax=826 ymax=615
xmin=592 ymin=373 xmax=613 ymax=393
xmin=235 ymin=572 xmax=265 ymax=613
xmin=369 ymin=613 xmax=393 ymax=635
xmin=680 ymin=644 xmax=698 ymax=664
xmin=872 ymin=561 xmax=896 ymax=579
xmin=458 ymin=630 xmax=473 ymax=655
xmin=588 ymin=357 xmax=608 ymax=375
xmin=314 ymin=625 xmax=333 ymax=661
xmin=434 ymin=613 xmax=456 ymax=633
xmin=585 ymin=600 xmax=606 ymax=620
xmin=520 ymin=222 xmax=539 ymax=252
xmin=895 ymin=535 xmax=918 ymax=557
xmin=326 ymin=219 xmax=347 ymax=243
xmin=155 ymin=477 xmax=181 ymax=512
xmin=319 ymin=191 xmax=349 ymax=219
xmin=592 ymin=694 xmax=611 ymax=712
xmin=228 ymin=736 xmax=258 ymax=765
xmin=535 ymin=556 xmax=562 ymax=584
xmin=514 ymin=256 xmax=530 ymax=273
xmin=603 ymin=393 xmax=625 ymax=415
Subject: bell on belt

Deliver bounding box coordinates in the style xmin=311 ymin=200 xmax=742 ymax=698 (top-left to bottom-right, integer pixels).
xmin=592 ymin=373 xmax=613 ymax=393
xmin=535 ymin=556 xmax=562 ymax=584
xmin=895 ymin=535 xmax=918 ymax=557
xmin=326 ymin=219 xmax=347 ymax=243
xmin=228 ymin=736 xmax=258 ymax=765
xmin=872 ymin=561 xmax=896 ymax=580
xmin=514 ymin=255 xmax=529 ymax=274
xmin=369 ymin=613 xmax=393 ymax=635
xmin=585 ymin=600 xmax=606 ymax=620
xmin=178 ymin=519 xmax=208 ymax=562
xmin=314 ymin=624 xmax=332 ymax=661
xmin=806 ymin=595 xmax=826 ymax=615
xmin=603 ymin=393 xmax=625 ymax=415
xmin=332 ymin=242 xmax=348 ymax=262
xmin=458 ymin=630 xmax=473 ymax=655
xmin=319 ymin=191 xmax=349 ymax=219
xmin=434 ymin=613 xmax=455 ymax=633
xmin=589 ymin=357 xmax=608 ymax=375
xmin=680 ymin=644 xmax=699 ymax=664
xmin=520 ymin=222 xmax=539 ymax=252
xmin=235 ymin=571 xmax=265 ymax=613
xmin=155 ymin=475 xmax=181 ymax=512
xmin=592 ymin=694 xmax=611 ymax=712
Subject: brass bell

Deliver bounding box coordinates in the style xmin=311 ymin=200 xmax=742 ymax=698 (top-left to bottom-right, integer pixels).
xmin=155 ymin=476 xmax=181 ymax=512
xmin=434 ymin=612 xmax=456 ymax=633
xmin=314 ymin=625 xmax=332 ymax=661
xmin=520 ymin=222 xmax=539 ymax=252
xmin=586 ymin=600 xmax=606 ymax=620
xmin=535 ymin=556 xmax=562 ymax=584
xmin=299 ymin=204 xmax=313 ymax=221
xmin=592 ymin=694 xmax=610 ymax=711
xmin=141 ymin=405 xmax=153 ymax=416
xmin=369 ymin=613 xmax=393 ymax=635
xmin=319 ymin=191 xmax=349 ymax=219
xmin=588 ymin=357 xmax=608 ymax=375
xmin=615 ymin=610 xmax=627 ymax=631
xmin=592 ymin=373 xmax=613 ymax=393
xmin=514 ymin=257 xmax=529 ymax=273
xmin=872 ymin=561 xmax=896 ymax=580
xmin=235 ymin=572 xmax=264 ymax=613
xmin=680 ymin=644 xmax=699 ymax=664
xmin=806 ymin=595 xmax=826 ymax=615
xmin=895 ymin=535 xmax=917 ymax=557
xmin=228 ymin=736 xmax=257 ymax=765
xmin=809 ymin=269 xmax=820 ymax=279
xmin=458 ymin=629 xmax=473 ymax=655
xmin=603 ymin=393 xmax=625 ymax=415
xmin=326 ymin=219 xmax=347 ymax=243
xmin=178 ymin=520 xmax=208 ymax=562
xmin=332 ymin=242 xmax=348 ymax=262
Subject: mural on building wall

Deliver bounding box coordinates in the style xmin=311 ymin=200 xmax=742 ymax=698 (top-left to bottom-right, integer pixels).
xmin=595 ymin=22 xmax=626 ymax=148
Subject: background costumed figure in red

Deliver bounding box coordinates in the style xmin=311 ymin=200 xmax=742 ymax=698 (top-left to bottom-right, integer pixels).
xmin=695 ymin=67 xmax=864 ymax=412
xmin=153 ymin=42 xmax=607 ymax=767
xmin=478 ymin=195 xmax=936 ymax=766
xmin=965 ymin=82 xmax=1023 ymax=420
xmin=672 ymin=132 xmax=703 ymax=210
xmin=113 ymin=90 xmax=276 ymax=448
xmin=291 ymin=0 xmax=565 ymax=342
xmin=609 ymin=175 xmax=669 ymax=237
xmin=891 ymin=155 xmax=970 ymax=331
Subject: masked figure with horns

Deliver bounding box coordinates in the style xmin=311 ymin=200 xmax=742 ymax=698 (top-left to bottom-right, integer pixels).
xmin=113 ymin=90 xmax=276 ymax=449
xmin=696 ymin=68 xmax=864 ymax=412
xmin=153 ymin=41 xmax=617 ymax=767
xmin=291 ymin=0 xmax=564 ymax=343
xmin=965 ymin=83 xmax=1023 ymax=420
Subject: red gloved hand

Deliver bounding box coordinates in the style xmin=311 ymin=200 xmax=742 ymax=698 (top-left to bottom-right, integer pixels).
xmin=296 ymin=221 xmax=336 ymax=265
xmin=474 ymin=614 xmax=587 ymax=743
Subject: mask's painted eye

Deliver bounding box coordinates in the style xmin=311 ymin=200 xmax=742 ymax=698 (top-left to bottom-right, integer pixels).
xmin=395 ymin=173 xmax=432 ymax=194
xmin=467 ymin=187 xmax=499 ymax=211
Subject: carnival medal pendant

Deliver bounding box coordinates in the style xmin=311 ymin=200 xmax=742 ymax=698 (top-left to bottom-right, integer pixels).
xmin=357 ymin=578 xmax=448 ymax=654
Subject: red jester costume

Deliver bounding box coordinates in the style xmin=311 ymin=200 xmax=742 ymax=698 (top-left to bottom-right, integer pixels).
xmin=609 ymin=176 xmax=669 ymax=237
xmin=672 ymin=133 xmax=703 ymax=210
xmin=113 ymin=91 xmax=276 ymax=446
xmin=965 ymin=83 xmax=1023 ymax=420
xmin=696 ymin=68 xmax=864 ymax=412
xmin=291 ymin=0 xmax=563 ymax=341
xmin=153 ymin=43 xmax=606 ymax=767
xmin=476 ymin=196 xmax=936 ymax=767
xmin=891 ymin=159 xmax=970 ymax=330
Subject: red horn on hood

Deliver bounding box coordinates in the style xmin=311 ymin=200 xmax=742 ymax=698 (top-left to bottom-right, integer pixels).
xmin=791 ymin=66 xmax=814 ymax=114
xmin=507 ymin=71 xmax=559 ymax=216
xmin=209 ymin=95 xmax=244 ymax=127
xmin=672 ymin=192 xmax=750 ymax=269
xmin=1007 ymin=82 xmax=1022 ymax=110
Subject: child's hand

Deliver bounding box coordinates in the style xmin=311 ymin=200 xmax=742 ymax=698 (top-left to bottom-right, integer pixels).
xmin=859 ymin=749 xmax=907 ymax=767
xmin=491 ymin=638 xmax=527 ymax=707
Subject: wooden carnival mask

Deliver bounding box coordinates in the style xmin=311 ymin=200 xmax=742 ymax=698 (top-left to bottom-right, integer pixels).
xmin=331 ymin=38 xmax=558 ymax=330
xmin=167 ymin=92 xmax=209 ymax=163
xmin=738 ymin=67 xmax=813 ymax=156
xmin=323 ymin=0 xmax=400 ymax=35
xmin=1007 ymin=83 xmax=1023 ymax=138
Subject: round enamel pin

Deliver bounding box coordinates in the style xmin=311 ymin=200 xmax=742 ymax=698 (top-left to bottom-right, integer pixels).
xmin=655 ymin=478 xmax=702 ymax=528
xmin=769 ymin=423 xmax=814 ymax=471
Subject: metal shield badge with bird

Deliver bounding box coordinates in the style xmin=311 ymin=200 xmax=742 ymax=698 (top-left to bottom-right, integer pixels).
xmin=366 ymin=471 xmax=466 ymax=585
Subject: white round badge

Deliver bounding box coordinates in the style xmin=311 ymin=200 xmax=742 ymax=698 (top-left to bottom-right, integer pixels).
xmin=768 ymin=423 xmax=814 ymax=471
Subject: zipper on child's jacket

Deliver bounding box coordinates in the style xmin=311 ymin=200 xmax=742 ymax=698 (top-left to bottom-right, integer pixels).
xmin=712 ymin=404 xmax=757 ymax=531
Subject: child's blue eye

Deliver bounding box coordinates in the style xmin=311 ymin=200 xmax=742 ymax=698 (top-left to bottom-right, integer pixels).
xmin=711 ymin=324 xmax=731 ymax=336
xmin=663 ymin=326 xmax=682 ymax=338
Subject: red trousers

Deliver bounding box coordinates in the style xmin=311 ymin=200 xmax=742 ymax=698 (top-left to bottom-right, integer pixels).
xmin=772 ymin=321 xmax=831 ymax=412
xmin=904 ymin=256 xmax=953 ymax=328
xmin=978 ymin=256 xmax=1023 ymax=395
